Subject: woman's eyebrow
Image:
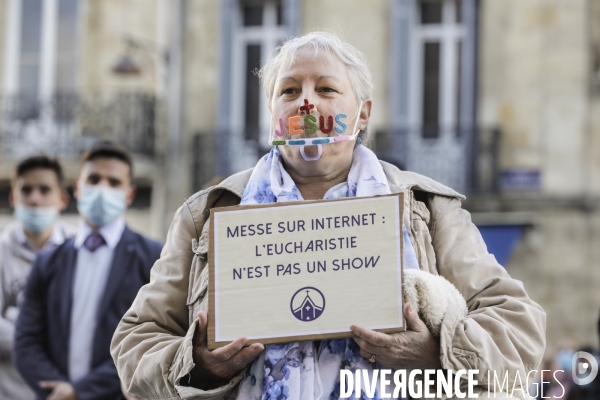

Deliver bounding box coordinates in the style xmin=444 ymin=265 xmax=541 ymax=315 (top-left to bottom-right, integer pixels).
xmin=317 ymin=75 xmax=342 ymax=83
xmin=278 ymin=76 xmax=299 ymax=84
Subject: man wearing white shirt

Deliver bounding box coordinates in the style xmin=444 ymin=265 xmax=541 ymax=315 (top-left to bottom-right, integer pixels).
xmin=0 ymin=156 xmax=73 ymax=400
xmin=14 ymin=141 xmax=163 ymax=400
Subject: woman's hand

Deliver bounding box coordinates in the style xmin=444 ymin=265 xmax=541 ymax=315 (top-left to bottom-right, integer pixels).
xmin=189 ymin=311 xmax=264 ymax=390
xmin=351 ymin=303 xmax=442 ymax=370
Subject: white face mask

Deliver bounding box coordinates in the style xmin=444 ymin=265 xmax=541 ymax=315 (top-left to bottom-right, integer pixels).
xmin=14 ymin=205 xmax=58 ymax=234
xmin=269 ymin=101 xmax=363 ymax=162
xmin=77 ymin=185 xmax=127 ymax=227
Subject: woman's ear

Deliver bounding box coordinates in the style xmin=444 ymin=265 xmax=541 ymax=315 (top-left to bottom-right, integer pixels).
xmin=359 ymin=100 xmax=372 ymax=130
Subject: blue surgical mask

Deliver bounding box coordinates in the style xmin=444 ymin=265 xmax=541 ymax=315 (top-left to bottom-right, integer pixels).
xmin=14 ymin=205 xmax=58 ymax=234
xmin=556 ymin=349 xmax=575 ymax=372
xmin=77 ymin=185 xmax=127 ymax=227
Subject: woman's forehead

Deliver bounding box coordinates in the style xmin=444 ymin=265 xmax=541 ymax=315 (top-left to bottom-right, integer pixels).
xmin=277 ymin=48 xmax=349 ymax=82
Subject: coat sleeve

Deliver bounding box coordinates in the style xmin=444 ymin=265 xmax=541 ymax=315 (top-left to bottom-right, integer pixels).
xmin=14 ymin=255 xmax=69 ymax=397
xmin=431 ymin=197 xmax=546 ymax=388
xmin=111 ymin=202 xmax=241 ymax=400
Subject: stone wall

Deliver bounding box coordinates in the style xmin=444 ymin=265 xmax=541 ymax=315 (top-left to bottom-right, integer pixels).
xmin=507 ymin=209 xmax=600 ymax=349
xmin=588 ymin=0 xmax=600 ymax=196
xmin=81 ymin=0 xmax=160 ymax=94
xmin=181 ymin=0 xmax=220 ymax=194
xmin=477 ymin=0 xmax=600 ymax=352
xmin=479 ymin=0 xmax=591 ymax=196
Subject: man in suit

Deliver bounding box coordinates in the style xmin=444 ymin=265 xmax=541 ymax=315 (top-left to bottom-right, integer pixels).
xmin=14 ymin=141 xmax=163 ymax=400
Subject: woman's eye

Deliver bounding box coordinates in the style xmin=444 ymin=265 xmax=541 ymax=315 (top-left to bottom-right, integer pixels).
xmin=282 ymin=88 xmax=297 ymax=95
xmin=320 ymin=87 xmax=336 ymax=93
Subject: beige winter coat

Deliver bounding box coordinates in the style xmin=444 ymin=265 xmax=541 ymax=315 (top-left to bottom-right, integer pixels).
xmin=110 ymin=162 xmax=546 ymax=400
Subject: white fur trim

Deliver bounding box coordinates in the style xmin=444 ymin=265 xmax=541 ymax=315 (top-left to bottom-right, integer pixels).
xmin=403 ymin=269 xmax=468 ymax=337
xmin=403 ymin=270 xmax=525 ymax=400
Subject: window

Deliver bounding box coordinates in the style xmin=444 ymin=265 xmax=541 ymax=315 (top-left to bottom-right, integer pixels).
xmin=422 ymin=41 xmax=440 ymax=137
xmin=4 ymin=0 xmax=81 ymax=100
xmin=2 ymin=0 xmax=82 ymax=156
xmin=414 ymin=0 xmax=465 ymax=138
xmin=56 ymin=0 xmax=80 ymax=94
xmin=389 ymin=0 xmax=476 ymax=193
xmin=244 ymin=44 xmax=262 ymax=141
xmin=18 ymin=0 xmax=43 ymax=97
xmin=228 ymin=0 xmax=288 ymax=170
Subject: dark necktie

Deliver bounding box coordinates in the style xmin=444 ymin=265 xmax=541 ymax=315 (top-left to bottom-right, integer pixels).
xmin=84 ymin=232 xmax=106 ymax=252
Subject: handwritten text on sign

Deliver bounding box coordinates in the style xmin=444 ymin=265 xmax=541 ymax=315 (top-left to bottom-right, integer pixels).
xmin=208 ymin=194 xmax=405 ymax=348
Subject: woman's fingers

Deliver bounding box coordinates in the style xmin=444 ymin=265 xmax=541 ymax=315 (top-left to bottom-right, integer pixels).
xmin=228 ymin=343 xmax=265 ymax=368
xmin=359 ymin=348 xmax=374 ymax=360
xmin=350 ymin=324 xmax=391 ymax=347
xmin=351 ymin=325 xmax=396 ymax=363
xmin=192 ymin=311 xmax=264 ymax=379
xmin=206 ymin=340 xmax=264 ymax=371
xmin=207 ymin=342 xmax=264 ymax=379
xmin=195 ymin=311 xmax=209 ymax=346
xmin=210 ymin=337 xmax=248 ymax=361
xmin=403 ymin=303 xmax=427 ymax=332
xmin=353 ymin=337 xmax=387 ymax=357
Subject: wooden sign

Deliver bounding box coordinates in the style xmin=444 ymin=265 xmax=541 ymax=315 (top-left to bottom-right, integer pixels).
xmin=208 ymin=193 xmax=405 ymax=349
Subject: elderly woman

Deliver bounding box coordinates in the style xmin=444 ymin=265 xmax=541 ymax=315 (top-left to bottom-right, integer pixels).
xmin=111 ymin=32 xmax=545 ymax=399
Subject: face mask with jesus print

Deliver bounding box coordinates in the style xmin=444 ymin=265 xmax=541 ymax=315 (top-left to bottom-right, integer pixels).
xmin=268 ymin=99 xmax=363 ymax=161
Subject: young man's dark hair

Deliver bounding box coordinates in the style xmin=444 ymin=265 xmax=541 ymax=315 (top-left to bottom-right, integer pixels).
xmin=81 ymin=140 xmax=133 ymax=178
xmin=12 ymin=155 xmax=66 ymax=189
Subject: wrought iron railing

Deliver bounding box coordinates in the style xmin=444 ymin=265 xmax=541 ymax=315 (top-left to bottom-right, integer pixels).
xmin=0 ymin=93 xmax=160 ymax=158
xmin=373 ymin=127 xmax=502 ymax=195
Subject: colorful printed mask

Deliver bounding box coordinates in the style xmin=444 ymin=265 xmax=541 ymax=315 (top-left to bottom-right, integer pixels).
xmin=268 ymin=99 xmax=363 ymax=161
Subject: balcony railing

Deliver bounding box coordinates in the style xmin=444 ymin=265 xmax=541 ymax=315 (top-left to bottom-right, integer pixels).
xmin=373 ymin=127 xmax=501 ymax=195
xmin=0 ymin=93 xmax=159 ymax=158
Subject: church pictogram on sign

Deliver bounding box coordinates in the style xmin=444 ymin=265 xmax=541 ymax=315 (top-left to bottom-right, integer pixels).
xmin=290 ymin=287 xmax=325 ymax=322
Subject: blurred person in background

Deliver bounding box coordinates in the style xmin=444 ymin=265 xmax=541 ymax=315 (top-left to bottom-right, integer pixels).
xmin=14 ymin=141 xmax=162 ymax=400
xmin=546 ymin=338 xmax=578 ymax=398
xmin=566 ymin=345 xmax=600 ymax=400
xmin=565 ymin=318 xmax=600 ymax=400
xmin=555 ymin=338 xmax=578 ymax=373
xmin=0 ymin=156 xmax=72 ymax=400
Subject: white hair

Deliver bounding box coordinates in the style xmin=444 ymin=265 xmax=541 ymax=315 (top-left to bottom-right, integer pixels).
xmin=258 ymin=31 xmax=374 ymax=109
